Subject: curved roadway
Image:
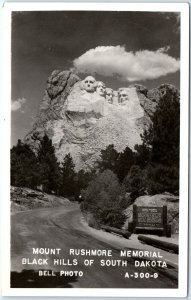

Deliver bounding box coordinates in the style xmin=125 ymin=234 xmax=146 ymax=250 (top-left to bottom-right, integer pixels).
xmin=11 ymin=203 xmax=177 ymax=288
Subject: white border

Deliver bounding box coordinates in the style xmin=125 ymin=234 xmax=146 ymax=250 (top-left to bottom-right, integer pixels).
xmin=1 ymin=2 xmax=189 ymax=297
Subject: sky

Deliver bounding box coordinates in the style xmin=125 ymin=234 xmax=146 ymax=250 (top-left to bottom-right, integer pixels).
xmin=11 ymin=11 xmax=180 ymax=146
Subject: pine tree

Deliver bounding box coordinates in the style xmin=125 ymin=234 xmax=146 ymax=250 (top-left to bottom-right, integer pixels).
xmin=60 ymin=153 xmax=76 ymax=197
xmin=123 ymin=165 xmax=145 ymax=200
xmin=11 ymin=139 xmax=39 ymax=189
xmin=134 ymin=89 xmax=180 ymax=194
xmin=97 ymin=144 xmax=119 ymax=174
xmin=37 ymin=135 xmax=61 ymax=193
xmin=75 ymin=170 xmax=94 ymax=201
xmin=117 ymin=146 xmax=136 ymax=182
xmin=135 ymin=90 xmax=179 ymax=167
xmin=134 ymin=130 xmax=152 ymax=168
xmin=150 ymin=90 xmax=180 ymax=166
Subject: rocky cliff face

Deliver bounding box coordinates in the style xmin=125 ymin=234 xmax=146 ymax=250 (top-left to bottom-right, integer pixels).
xmin=24 ymin=70 xmax=179 ymax=171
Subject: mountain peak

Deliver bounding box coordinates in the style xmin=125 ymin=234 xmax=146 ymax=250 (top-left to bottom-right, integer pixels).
xmin=24 ymin=69 xmax=179 ymax=170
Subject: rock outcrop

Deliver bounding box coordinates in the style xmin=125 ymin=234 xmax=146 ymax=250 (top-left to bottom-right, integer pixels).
xmin=24 ymin=70 xmax=179 ymax=171
xmin=11 ymin=186 xmax=70 ymax=213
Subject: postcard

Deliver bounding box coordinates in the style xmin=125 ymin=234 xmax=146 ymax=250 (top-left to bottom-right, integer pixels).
xmin=1 ymin=2 xmax=189 ymax=297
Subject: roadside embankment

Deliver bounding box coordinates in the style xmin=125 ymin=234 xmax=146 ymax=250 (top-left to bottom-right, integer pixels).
xmin=11 ymin=186 xmax=71 ymax=213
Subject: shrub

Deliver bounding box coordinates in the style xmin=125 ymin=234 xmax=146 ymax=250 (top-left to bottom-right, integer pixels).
xmin=81 ymin=170 xmax=126 ymax=228
xmin=97 ymin=207 xmax=126 ymax=228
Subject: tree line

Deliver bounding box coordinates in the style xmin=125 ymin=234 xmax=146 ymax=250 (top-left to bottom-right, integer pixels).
xmin=11 ymin=135 xmax=93 ymax=199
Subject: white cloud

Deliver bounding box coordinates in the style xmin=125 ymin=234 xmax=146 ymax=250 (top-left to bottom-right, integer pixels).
xmin=11 ymin=97 xmax=26 ymax=112
xmin=73 ymin=46 xmax=180 ymax=82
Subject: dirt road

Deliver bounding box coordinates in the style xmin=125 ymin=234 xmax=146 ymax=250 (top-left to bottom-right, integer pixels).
xmin=11 ymin=203 xmax=178 ymax=288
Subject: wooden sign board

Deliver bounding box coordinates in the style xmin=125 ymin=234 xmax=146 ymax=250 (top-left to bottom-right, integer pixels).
xmin=136 ymin=206 xmax=164 ymax=228
xmin=132 ymin=205 xmax=170 ymax=237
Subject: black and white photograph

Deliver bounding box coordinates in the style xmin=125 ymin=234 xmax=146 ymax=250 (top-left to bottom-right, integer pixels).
xmin=1 ymin=2 xmax=189 ymax=297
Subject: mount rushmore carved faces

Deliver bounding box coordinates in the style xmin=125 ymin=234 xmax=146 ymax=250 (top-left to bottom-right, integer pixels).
xmin=118 ymin=89 xmax=129 ymax=104
xmin=82 ymin=76 xmax=130 ymax=105
xmin=96 ymin=81 xmax=106 ymax=97
xmin=83 ymin=76 xmax=96 ymax=92
xmin=105 ymin=88 xmax=114 ymax=103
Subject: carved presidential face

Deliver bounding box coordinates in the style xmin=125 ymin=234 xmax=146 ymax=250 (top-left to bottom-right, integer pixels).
xmin=83 ymin=76 xmax=96 ymax=92
xmin=119 ymin=89 xmax=129 ymax=103
xmin=105 ymin=88 xmax=113 ymax=103
xmin=96 ymin=81 xmax=106 ymax=97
